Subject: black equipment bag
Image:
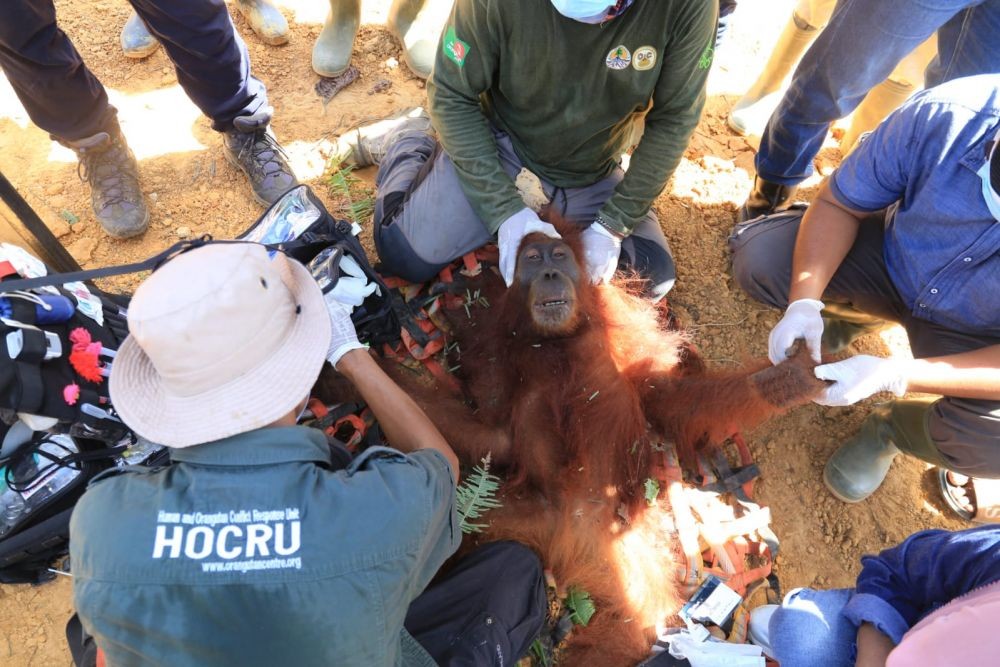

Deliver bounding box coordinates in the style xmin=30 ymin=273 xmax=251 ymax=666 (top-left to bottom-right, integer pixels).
xmin=0 ymin=245 xmax=131 ymax=444
xmin=238 ymin=185 xmax=400 ymax=348
xmin=0 ymin=431 xmax=166 ymax=584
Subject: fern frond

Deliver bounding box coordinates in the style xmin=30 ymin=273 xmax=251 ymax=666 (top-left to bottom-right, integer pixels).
xmin=328 ymin=165 xmax=375 ymax=225
xmin=456 ymin=454 xmax=503 ymax=534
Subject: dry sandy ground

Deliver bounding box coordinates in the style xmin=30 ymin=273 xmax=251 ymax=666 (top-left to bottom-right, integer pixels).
xmin=0 ymin=0 xmax=965 ymax=664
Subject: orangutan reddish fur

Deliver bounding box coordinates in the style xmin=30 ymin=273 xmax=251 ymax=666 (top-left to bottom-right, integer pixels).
xmin=315 ymin=225 xmax=824 ymax=665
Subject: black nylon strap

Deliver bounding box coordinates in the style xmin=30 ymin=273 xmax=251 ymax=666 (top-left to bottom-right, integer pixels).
xmin=0 ymin=236 xmax=272 ymax=292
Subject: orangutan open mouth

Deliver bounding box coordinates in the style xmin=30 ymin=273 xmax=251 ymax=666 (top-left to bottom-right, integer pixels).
xmin=539 ymin=299 xmax=568 ymax=308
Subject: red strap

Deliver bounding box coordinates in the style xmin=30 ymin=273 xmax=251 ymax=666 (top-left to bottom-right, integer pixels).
xmin=460 ymin=252 xmax=482 ymax=276
xmin=0 ymin=261 xmax=16 ymax=280
xmin=307 ymin=398 xmax=328 ymax=420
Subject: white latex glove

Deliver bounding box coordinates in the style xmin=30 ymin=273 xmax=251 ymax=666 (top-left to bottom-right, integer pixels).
xmin=497 ymin=208 xmax=561 ymax=286
xmin=325 ymin=297 xmax=366 ymax=369
xmin=580 ymin=222 xmax=623 ymax=284
xmin=768 ymin=298 xmax=825 ymax=364
xmin=813 ymin=355 xmax=910 ymax=406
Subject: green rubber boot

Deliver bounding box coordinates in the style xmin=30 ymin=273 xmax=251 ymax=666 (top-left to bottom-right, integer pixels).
xmin=120 ymin=10 xmax=160 ymax=59
xmin=821 ymin=302 xmax=887 ymax=355
xmin=388 ymin=0 xmax=453 ymax=79
xmin=234 ymin=0 xmax=290 ymax=46
xmin=312 ymin=0 xmax=361 ymax=77
xmin=824 ymin=399 xmax=937 ymax=503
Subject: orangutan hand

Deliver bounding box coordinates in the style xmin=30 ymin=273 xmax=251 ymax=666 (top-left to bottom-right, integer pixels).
xmin=751 ymin=341 xmax=827 ymax=408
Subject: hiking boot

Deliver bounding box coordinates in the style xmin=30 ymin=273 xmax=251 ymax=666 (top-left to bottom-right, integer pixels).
xmin=388 ymin=0 xmax=452 ymax=79
xmin=234 ymin=0 xmax=289 ymax=46
xmin=120 ymin=11 xmax=160 ymax=59
xmin=67 ymin=129 xmax=149 ymax=239
xmin=333 ymin=107 xmax=432 ymax=168
xmin=824 ymin=399 xmax=938 ymax=503
xmin=312 ymin=0 xmax=361 ymax=77
xmin=737 ymin=176 xmax=798 ymax=223
xmin=223 ymin=112 xmax=298 ymax=206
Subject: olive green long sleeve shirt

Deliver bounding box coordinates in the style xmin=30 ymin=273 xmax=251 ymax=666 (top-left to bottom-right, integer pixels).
xmin=427 ymin=0 xmax=717 ymax=236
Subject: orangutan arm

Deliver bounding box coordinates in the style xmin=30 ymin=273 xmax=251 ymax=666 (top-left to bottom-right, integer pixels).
xmin=315 ymin=356 xmax=514 ymax=468
xmin=336 ymin=350 xmax=460 ymax=479
xmin=640 ymin=345 xmax=826 ymax=463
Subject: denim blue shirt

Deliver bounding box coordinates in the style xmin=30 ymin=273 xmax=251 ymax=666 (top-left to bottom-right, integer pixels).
xmin=841 ymin=526 xmax=1000 ymax=645
xmin=69 ymin=426 xmax=458 ymax=667
xmin=830 ymin=74 xmax=1000 ymax=336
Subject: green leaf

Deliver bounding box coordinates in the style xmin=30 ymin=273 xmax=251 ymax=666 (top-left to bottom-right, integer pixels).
xmin=60 ymin=210 xmax=79 ymax=225
xmin=455 ymin=454 xmax=503 ymax=534
xmin=565 ymin=587 xmax=596 ymax=627
xmin=529 ymin=638 xmax=551 ymax=666
xmin=643 ymin=477 xmax=660 ymax=507
xmin=327 ymin=165 xmax=374 ymax=225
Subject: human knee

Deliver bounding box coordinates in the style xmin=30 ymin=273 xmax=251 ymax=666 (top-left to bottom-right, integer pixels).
xmin=729 ymin=233 xmax=791 ymax=308
xmin=487 ymin=541 xmax=545 ymax=585
xmin=769 ymin=588 xmax=855 ymax=667
xmin=372 ymin=222 xmax=442 ymax=284
xmin=929 ymin=398 xmax=1000 ymax=477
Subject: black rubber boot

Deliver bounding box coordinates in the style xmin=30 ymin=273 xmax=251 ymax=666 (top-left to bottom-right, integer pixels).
xmin=223 ymin=112 xmax=298 ymax=207
xmin=66 ymin=126 xmax=149 ymax=239
xmin=821 ymin=302 xmax=887 ymax=355
xmin=737 ymin=176 xmax=798 ymax=223
xmin=824 ymin=399 xmax=938 ymax=503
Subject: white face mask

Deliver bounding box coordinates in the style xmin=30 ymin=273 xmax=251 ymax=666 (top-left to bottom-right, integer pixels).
xmin=550 ymin=0 xmax=615 ymax=23
xmin=977 ymin=161 xmax=1000 ymax=222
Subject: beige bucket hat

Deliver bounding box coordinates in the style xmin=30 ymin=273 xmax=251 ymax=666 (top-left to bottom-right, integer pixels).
xmin=109 ymin=243 xmax=331 ymax=448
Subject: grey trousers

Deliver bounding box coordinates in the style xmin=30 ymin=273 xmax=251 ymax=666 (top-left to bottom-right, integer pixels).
xmin=729 ymin=208 xmax=1000 ymax=476
xmin=373 ymin=129 xmax=676 ymax=299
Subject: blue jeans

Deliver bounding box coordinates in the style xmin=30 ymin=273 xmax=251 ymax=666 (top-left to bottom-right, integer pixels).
xmin=0 ymin=0 xmax=268 ymax=141
xmin=756 ymin=0 xmax=1000 ymax=185
xmin=769 ymin=588 xmax=856 ymax=667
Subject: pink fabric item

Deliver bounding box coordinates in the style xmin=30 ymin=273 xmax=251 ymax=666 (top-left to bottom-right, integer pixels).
xmin=887 ymin=579 xmax=1000 ymax=666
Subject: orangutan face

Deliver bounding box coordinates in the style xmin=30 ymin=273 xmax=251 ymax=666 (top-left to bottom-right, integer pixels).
xmin=514 ymin=235 xmax=583 ymax=336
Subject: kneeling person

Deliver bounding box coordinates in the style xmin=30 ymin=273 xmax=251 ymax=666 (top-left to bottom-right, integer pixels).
xmin=335 ymin=0 xmax=717 ymax=300
xmin=68 ymin=244 xmax=545 ymax=666
xmin=730 ymin=74 xmax=1000 ymax=516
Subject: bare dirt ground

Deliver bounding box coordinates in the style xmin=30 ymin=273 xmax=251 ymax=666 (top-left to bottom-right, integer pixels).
xmin=0 ymin=1 xmax=964 ymax=664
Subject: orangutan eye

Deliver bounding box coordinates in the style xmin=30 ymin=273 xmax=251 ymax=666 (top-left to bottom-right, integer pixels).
xmin=553 ymin=249 xmax=566 ymax=259
xmin=526 ymin=251 xmax=541 ymax=261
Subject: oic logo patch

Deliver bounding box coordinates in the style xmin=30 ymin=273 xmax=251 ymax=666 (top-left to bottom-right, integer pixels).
xmin=632 ymin=45 xmax=656 ymax=71
xmin=605 ymin=45 xmax=631 ymax=70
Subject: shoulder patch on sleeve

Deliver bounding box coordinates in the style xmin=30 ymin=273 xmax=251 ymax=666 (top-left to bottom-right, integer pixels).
xmin=443 ymin=25 xmax=470 ymax=67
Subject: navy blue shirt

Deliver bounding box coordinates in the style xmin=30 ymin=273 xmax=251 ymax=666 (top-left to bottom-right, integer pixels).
xmin=70 ymin=426 xmax=458 ymax=666
xmin=830 ymin=74 xmax=1000 ymax=336
xmin=842 ymin=526 xmax=1000 ymax=644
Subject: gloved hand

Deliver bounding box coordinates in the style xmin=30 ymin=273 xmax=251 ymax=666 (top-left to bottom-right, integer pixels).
xmin=768 ymin=298 xmax=825 ymax=364
xmin=497 ymin=208 xmax=561 ymax=286
xmin=813 ymin=355 xmax=910 ymax=406
xmin=325 ymin=297 xmax=366 ymax=369
xmin=580 ymin=222 xmax=622 ymax=284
